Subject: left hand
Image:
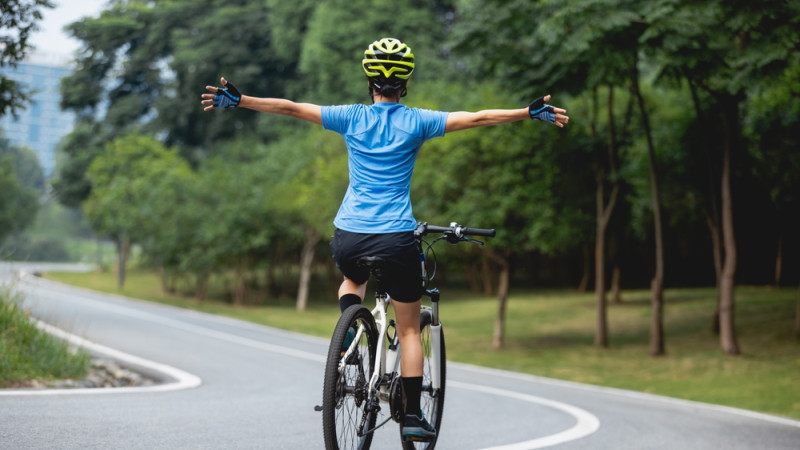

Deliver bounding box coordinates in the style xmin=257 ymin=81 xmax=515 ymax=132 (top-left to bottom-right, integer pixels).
xmin=529 ymin=95 xmax=569 ymax=127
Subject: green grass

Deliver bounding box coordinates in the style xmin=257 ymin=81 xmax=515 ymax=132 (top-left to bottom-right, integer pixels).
xmin=0 ymin=287 xmax=91 ymax=386
xmin=45 ymin=268 xmax=800 ymax=420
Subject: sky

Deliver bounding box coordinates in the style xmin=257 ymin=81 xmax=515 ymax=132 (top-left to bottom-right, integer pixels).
xmin=28 ymin=0 xmax=108 ymax=60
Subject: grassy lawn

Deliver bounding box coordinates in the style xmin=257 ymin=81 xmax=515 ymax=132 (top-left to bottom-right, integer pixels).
xmin=45 ymin=268 xmax=800 ymax=420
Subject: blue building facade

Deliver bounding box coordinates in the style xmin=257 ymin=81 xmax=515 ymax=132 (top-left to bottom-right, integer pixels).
xmin=0 ymin=60 xmax=75 ymax=178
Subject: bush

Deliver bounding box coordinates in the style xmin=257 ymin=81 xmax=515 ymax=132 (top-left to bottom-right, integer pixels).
xmin=0 ymin=288 xmax=90 ymax=386
xmin=0 ymin=234 xmax=71 ymax=262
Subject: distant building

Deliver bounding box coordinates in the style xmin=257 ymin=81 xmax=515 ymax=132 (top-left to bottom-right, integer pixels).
xmin=0 ymin=53 xmax=75 ymax=178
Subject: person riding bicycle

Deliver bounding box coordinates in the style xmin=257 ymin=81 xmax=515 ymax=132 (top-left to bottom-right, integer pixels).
xmin=201 ymin=37 xmax=568 ymax=441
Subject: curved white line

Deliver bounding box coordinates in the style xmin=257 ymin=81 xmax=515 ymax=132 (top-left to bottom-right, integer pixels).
xmin=17 ymin=273 xmax=327 ymax=364
xmin=452 ymin=362 xmax=800 ymax=430
xmin=450 ymin=380 xmax=600 ymax=449
xmin=0 ymin=321 xmax=202 ymax=396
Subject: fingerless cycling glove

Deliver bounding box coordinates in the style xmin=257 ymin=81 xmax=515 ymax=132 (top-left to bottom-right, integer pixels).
xmin=213 ymin=81 xmax=241 ymax=108
xmin=528 ymin=97 xmax=556 ymax=123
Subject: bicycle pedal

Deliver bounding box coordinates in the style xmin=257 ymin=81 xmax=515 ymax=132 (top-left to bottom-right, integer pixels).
xmin=314 ymin=405 xmax=322 ymax=412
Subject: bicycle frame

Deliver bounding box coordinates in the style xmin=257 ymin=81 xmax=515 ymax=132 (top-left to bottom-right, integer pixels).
xmin=338 ymin=285 xmax=444 ymax=408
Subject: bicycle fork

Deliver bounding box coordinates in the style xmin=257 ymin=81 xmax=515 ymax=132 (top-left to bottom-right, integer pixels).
xmin=424 ymin=288 xmax=443 ymax=391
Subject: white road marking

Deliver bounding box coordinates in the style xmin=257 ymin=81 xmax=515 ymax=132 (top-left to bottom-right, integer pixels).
xmin=9 ymin=273 xmax=603 ymax=448
xmin=0 ymin=320 xmax=202 ymax=396
xmin=452 ymin=362 xmax=800 ymax=430
xmin=20 ymin=273 xmax=328 ymax=364
xmin=450 ymin=380 xmax=600 ymax=449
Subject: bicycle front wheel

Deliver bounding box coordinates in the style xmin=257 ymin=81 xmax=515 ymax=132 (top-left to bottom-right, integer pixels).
xmin=322 ymin=305 xmax=379 ymax=450
xmin=401 ymin=308 xmax=446 ymax=450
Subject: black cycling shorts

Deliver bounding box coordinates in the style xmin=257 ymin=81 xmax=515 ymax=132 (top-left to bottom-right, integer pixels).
xmin=330 ymin=228 xmax=423 ymax=303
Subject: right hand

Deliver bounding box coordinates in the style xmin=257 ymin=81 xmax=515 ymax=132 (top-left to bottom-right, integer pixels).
xmin=201 ymin=77 xmax=241 ymax=111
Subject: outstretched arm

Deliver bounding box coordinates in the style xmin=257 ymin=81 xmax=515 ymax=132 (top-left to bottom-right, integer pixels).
xmin=445 ymin=95 xmax=569 ymax=133
xmin=201 ymin=78 xmax=323 ymax=125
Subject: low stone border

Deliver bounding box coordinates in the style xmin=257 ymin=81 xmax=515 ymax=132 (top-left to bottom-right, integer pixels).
xmin=6 ymin=358 xmax=157 ymax=390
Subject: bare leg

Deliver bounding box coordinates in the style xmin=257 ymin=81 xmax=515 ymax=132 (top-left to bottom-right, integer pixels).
xmin=393 ymin=299 xmax=422 ymax=377
xmin=338 ymin=276 xmax=366 ymax=299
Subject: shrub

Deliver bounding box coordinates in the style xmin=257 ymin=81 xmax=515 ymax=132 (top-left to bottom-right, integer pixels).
xmin=0 ymin=288 xmax=90 ymax=386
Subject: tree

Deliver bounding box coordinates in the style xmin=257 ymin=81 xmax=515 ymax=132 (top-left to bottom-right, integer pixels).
xmin=56 ymin=1 xmax=172 ymax=207
xmin=1 ymin=135 xmax=44 ymax=190
xmin=412 ymin=80 xmax=591 ymax=348
xmin=0 ymin=131 xmax=41 ymax=246
xmin=55 ymin=0 xmax=315 ymax=206
xmin=0 ymin=154 xmax=38 ymax=246
xmin=271 ymin=129 xmax=347 ymax=311
xmin=0 ymin=0 xmax=54 ymax=118
xmin=641 ymin=0 xmax=800 ymax=354
xmin=84 ymin=133 xmax=188 ymax=288
xmin=743 ymin=53 xmax=800 ymax=288
xmin=453 ymin=0 xmax=654 ymax=349
xmin=298 ymin=0 xmax=457 ymax=104
xmin=51 ymin=122 xmax=104 ymax=207
xmin=157 ymin=0 xmax=313 ymax=155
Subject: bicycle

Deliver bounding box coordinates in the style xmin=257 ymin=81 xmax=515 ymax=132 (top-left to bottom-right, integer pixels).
xmin=319 ymin=221 xmax=495 ymax=450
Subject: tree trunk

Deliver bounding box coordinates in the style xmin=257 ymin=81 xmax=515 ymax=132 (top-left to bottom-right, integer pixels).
xmin=492 ymin=258 xmax=510 ymax=350
xmin=594 ymin=210 xmax=609 ymax=348
xmin=649 ymin=276 xmax=665 ymax=356
xmin=719 ymin=99 xmax=740 ymax=356
xmin=159 ymin=267 xmax=168 ymax=293
xmin=795 ymin=285 xmax=800 ymax=339
xmin=297 ymin=228 xmax=321 ymax=312
xmin=264 ymin=263 xmax=274 ymax=298
xmin=195 ymin=273 xmax=208 ymax=301
xmin=774 ymin=234 xmax=783 ymax=287
xmin=593 ymin=172 xmax=620 ymax=348
xmin=706 ymin=214 xmax=723 ymax=334
xmin=611 ymin=266 xmax=622 ymax=304
xmin=609 ymin=236 xmax=622 ymax=304
xmin=115 ymin=236 xmax=130 ymax=289
xmin=577 ymin=245 xmax=590 ymax=293
xmin=481 ymin=257 xmax=494 ymax=296
xmin=688 ymin=77 xmax=724 ymax=336
xmin=486 ymin=251 xmax=510 ymax=349
xmin=591 ymin=86 xmax=620 ymax=348
xmin=232 ymin=257 xmax=248 ymax=306
xmin=632 ymin=59 xmax=666 ymax=356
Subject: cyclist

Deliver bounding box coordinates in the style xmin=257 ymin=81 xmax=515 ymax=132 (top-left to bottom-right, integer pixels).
xmin=201 ymin=37 xmax=568 ymax=441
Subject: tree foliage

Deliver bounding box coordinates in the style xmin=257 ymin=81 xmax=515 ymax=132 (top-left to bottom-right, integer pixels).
xmin=0 ymin=0 xmax=54 ymax=118
xmin=0 ymin=132 xmax=41 ymax=245
xmin=49 ymin=0 xmax=800 ymax=351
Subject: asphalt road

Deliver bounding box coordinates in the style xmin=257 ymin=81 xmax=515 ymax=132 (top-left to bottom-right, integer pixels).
xmin=2 ymin=262 xmax=799 ymax=449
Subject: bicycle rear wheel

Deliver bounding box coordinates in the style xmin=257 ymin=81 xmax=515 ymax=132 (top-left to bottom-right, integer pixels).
xmin=322 ymin=305 xmax=379 ymax=450
xmin=401 ymin=308 xmax=446 ymax=450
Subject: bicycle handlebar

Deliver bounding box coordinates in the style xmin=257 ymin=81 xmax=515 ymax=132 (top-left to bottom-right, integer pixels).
xmin=415 ymin=222 xmax=496 ymax=239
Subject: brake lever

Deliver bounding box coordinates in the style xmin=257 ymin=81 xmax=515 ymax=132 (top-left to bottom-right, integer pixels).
xmin=464 ymin=237 xmax=485 ymax=246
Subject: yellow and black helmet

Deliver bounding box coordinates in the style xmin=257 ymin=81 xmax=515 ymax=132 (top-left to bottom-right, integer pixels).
xmin=362 ymin=38 xmax=415 ymax=80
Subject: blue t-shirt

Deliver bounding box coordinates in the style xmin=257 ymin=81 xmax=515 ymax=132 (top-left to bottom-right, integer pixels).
xmin=321 ymin=102 xmax=448 ymax=233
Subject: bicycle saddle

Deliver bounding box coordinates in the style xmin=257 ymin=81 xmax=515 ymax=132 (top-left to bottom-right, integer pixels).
xmin=356 ymin=256 xmax=386 ymax=269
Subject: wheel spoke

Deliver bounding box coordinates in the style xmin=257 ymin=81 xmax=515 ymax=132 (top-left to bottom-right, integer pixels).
xmin=323 ymin=306 xmax=379 ymax=450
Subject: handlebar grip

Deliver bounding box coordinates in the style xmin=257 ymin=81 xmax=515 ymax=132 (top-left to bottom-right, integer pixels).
xmin=416 ymin=222 xmax=497 ymax=238
xmin=423 ymin=225 xmax=450 ymax=234
xmin=462 ymin=227 xmax=496 ymax=237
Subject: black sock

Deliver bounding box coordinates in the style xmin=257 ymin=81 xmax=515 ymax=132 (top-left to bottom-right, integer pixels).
xmin=402 ymin=376 xmax=423 ymax=417
xmin=339 ymin=293 xmax=361 ymax=313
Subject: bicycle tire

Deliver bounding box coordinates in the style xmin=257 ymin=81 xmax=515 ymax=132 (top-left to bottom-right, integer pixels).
xmin=401 ymin=309 xmax=446 ymax=450
xmin=322 ymin=305 xmax=379 ymax=450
